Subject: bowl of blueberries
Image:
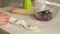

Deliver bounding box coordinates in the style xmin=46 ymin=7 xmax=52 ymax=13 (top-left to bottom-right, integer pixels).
xmin=35 ymin=6 xmax=58 ymax=21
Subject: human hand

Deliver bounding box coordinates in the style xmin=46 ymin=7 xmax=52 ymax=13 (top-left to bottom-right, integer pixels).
xmin=0 ymin=12 xmax=10 ymax=25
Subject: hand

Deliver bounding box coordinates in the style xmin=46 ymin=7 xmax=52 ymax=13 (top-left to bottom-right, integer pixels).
xmin=0 ymin=12 xmax=10 ymax=25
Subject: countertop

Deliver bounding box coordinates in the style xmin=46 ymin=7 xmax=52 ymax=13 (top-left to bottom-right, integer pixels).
xmin=0 ymin=7 xmax=60 ymax=34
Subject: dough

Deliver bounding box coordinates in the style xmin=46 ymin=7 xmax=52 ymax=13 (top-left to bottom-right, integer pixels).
xmin=28 ymin=26 xmax=40 ymax=32
xmin=9 ymin=17 xmax=40 ymax=32
xmin=15 ymin=20 xmax=28 ymax=28
xmin=15 ymin=20 xmax=40 ymax=32
xmin=11 ymin=8 xmax=34 ymax=15
xmin=9 ymin=17 xmax=18 ymax=24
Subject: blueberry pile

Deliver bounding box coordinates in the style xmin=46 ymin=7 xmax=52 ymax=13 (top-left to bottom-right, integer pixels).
xmin=37 ymin=10 xmax=52 ymax=21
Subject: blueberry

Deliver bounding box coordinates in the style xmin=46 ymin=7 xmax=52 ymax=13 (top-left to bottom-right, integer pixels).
xmin=47 ymin=12 xmax=52 ymax=15
xmin=41 ymin=11 xmax=46 ymax=15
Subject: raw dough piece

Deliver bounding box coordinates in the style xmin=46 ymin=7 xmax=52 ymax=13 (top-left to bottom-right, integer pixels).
xmin=9 ymin=17 xmax=18 ymax=24
xmin=15 ymin=20 xmax=40 ymax=32
xmin=9 ymin=17 xmax=40 ymax=32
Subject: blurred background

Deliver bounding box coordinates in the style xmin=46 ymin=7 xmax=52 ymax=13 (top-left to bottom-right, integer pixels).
xmin=0 ymin=0 xmax=60 ymax=7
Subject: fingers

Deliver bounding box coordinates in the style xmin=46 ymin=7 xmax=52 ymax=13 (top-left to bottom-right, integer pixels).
xmin=2 ymin=16 xmax=10 ymax=19
xmin=0 ymin=22 xmax=9 ymax=25
xmin=0 ymin=19 xmax=9 ymax=25
xmin=0 ymin=13 xmax=10 ymax=25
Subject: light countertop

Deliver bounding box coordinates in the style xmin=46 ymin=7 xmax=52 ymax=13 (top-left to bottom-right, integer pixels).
xmin=0 ymin=7 xmax=60 ymax=34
